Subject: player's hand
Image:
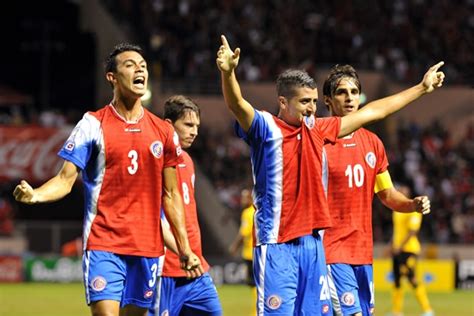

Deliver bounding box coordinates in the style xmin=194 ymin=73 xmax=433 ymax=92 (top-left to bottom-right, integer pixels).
xmin=13 ymin=180 xmax=37 ymax=204
xmin=216 ymin=35 xmax=240 ymax=73
xmin=180 ymin=252 xmax=204 ymax=279
xmin=413 ymin=195 xmax=430 ymax=215
xmin=420 ymin=61 xmax=445 ymax=93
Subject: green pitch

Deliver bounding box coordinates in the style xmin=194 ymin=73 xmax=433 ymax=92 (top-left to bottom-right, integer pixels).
xmin=0 ymin=283 xmax=472 ymax=315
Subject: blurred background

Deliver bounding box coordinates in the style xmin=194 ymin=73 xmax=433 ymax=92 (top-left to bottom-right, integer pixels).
xmin=0 ymin=0 xmax=472 ymax=305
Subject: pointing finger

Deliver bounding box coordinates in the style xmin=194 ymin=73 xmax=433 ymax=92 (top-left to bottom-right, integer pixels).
xmin=221 ymin=35 xmax=230 ymax=49
xmin=430 ymin=61 xmax=444 ymax=72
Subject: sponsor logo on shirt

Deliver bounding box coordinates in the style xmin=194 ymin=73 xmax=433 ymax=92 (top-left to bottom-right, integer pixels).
xmin=144 ymin=289 xmax=154 ymax=299
xmin=343 ymin=143 xmax=356 ymax=148
xmin=150 ymin=141 xmax=163 ymax=158
xmin=178 ymin=163 xmax=186 ymax=168
xmin=365 ymin=152 xmax=376 ymax=168
xmin=341 ymin=292 xmax=356 ymax=306
xmin=266 ymin=294 xmax=282 ymax=310
xmin=124 ymin=127 xmax=141 ymax=133
xmin=65 ymin=141 xmax=75 ymax=152
xmin=322 ymin=303 xmax=330 ymax=314
xmin=91 ymin=276 xmax=107 ymax=292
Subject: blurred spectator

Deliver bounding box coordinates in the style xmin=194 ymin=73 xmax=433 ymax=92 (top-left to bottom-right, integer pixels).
xmin=105 ymin=0 xmax=472 ymax=88
xmin=0 ymin=189 xmax=14 ymax=236
xmin=61 ymin=237 xmax=82 ymax=257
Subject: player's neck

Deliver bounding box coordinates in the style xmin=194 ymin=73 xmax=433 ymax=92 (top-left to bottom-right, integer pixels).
xmin=111 ymin=98 xmax=143 ymax=122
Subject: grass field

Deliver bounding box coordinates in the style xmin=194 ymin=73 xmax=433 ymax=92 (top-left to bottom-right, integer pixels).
xmin=0 ymin=283 xmax=473 ymax=315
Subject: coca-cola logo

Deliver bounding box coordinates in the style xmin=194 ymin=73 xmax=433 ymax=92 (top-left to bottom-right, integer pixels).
xmin=0 ymin=126 xmax=73 ymax=182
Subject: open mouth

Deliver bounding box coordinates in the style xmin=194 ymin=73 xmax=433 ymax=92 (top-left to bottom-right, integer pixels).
xmin=133 ymin=76 xmax=145 ymax=88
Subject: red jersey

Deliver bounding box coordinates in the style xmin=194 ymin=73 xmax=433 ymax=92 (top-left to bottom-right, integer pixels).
xmin=58 ymin=105 xmax=183 ymax=257
xmin=236 ymin=112 xmax=341 ymax=244
xmin=162 ymin=151 xmax=210 ymax=276
xmin=323 ymin=128 xmax=388 ymax=264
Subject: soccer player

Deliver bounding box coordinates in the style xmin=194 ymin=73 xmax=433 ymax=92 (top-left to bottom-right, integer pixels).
xmin=322 ymin=64 xmax=431 ymax=316
xmin=149 ymin=95 xmax=222 ymax=316
xmin=216 ymin=35 xmax=444 ymax=315
xmin=13 ymin=43 xmax=202 ymax=316
xmin=229 ymin=188 xmax=256 ymax=314
xmin=390 ymin=185 xmax=434 ymax=316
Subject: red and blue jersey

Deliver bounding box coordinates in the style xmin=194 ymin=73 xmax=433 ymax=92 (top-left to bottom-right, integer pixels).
xmin=162 ymin=151 xmax=210 ymax=276
xmin=58 ymin=104 xmax=183 ymax=257
xmin=323 ymin=128 xmax=388 ymax=264
xmin=235 ymin=110 xmax=340 ymax=245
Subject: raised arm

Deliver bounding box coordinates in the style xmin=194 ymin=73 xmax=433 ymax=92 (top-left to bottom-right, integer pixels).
xmin=216 ymin=35 xmax=255 ymax=132
xmin=13 ymin=160 xmax=79 ymax=204
xmin=162 ymin=166 xmax=203 ymax=278
xmin=338 ymin=62 xmax=445 ymax=137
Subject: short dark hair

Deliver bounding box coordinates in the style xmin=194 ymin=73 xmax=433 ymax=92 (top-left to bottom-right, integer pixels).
xmin=276 ymin=69 xmax=317 ymax=99
xmin=104 ymin=43 xmax=143 ymax=73
xmin=323 ymin=64 xmax=362 ymax=97
xmin=164 ymin=95 xmax=200 ymax=123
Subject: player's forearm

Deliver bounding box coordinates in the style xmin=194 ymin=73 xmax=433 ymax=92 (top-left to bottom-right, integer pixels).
xmin=162 ymin=191 xmax=192 ymax=256
xmin=221 ymin=71 xmax=254 ymax=131
xmin=161 ymin=221 xmax=179 ymax=255
xmin=378 ymin=188 xmax=415 ymax=213
xmin=363 ymin=83 xmax=426 ymax=121
xmin=32 ymin=176 xmax=74 ymax=203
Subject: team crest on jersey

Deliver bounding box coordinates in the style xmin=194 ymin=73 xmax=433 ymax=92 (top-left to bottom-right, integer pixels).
xmin=322 ymin=304 xmax=330 ymax=314
xmin=266 ymin=294 xmax=282 ymax=310
xmin=91 ymin=276 xmax=107 ymax=292
xmin=365 ymin=152 xmax=376 ymax=169
xmin=161 ymin=311 xmax=169 ymax=316
xmin=303 ymin=115 xmax=315 ymax=129
xmin=150 ymin=141 xmax=163 ymax=158
xmin=176 ymin=145 xmax=182 ymax=156
xmin=64 ymin=141 xmax=75 ymax=152
xmin=341 ymin=292 xmax=356 ymax=306
xmin=144 ymin=289 xmax=154 ymax=299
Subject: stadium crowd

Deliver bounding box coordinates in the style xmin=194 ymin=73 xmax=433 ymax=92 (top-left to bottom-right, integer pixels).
xmin=105 ymin=0 xmax=471 ymax=86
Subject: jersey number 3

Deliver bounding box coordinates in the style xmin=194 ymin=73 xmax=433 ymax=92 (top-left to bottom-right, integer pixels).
xmin=345 ymin=164 xmax=365 ymax=188
xmin=127 ymin=150 xmax=139 ymax=175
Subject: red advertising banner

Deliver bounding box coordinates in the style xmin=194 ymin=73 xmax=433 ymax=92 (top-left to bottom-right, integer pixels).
xmin=0 ymin=255 xmax=23 ymax=282
xmin=0 ymin=125 xmax=72 ymax=183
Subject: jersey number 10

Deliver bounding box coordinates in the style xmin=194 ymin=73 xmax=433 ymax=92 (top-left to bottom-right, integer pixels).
xmin=345 ymin=164 xmax=365 ymax=188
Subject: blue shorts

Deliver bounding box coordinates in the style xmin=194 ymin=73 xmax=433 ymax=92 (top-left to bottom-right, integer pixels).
xmin=148 ymin=272 xmax=222 ymax=316
xmin=83 ymin=250 xmax=160 ymax=308
xmin=254 ymin=233 xmax=332 ymax=315
xmin=327 ymin=263 xmax=374 ymax=316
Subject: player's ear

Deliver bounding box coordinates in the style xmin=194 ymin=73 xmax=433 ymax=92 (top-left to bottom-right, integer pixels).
xmin=106 ymin=72 xmax=116 ymax=86
xmin=278 ymin=96 xmax=287 ymax=111
xmin=324 ymin=96 xmax=331 ymax=111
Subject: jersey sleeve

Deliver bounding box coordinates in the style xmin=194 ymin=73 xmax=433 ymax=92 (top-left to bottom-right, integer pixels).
xmin=234 ymin=109 xmax=269 ymax=144
xmin=58 ymin=113 xmax=99 ymax=170
xmin=163 ymin=123 xmax=184 ymax=168
xmin=316 ymin=116 xmax=341 ymax=144
xmin=374 ymin=134 xmax=389 ymax=174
